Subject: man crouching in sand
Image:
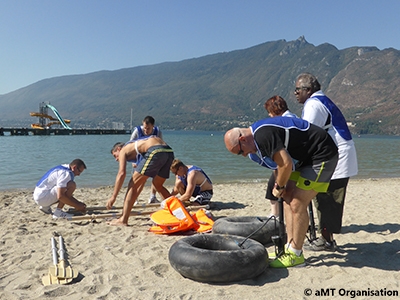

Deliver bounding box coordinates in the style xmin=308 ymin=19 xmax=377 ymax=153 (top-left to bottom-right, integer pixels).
xmin=106 ymin=136 xmax=174 ymax=226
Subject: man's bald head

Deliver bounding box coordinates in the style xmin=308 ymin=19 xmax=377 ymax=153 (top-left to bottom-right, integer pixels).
xmin=224 ymin=128 xmax=241 ymax=153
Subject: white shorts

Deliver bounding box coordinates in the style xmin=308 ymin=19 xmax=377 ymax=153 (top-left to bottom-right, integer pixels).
xmin=33 ymin=187 xmax=59 ymax=206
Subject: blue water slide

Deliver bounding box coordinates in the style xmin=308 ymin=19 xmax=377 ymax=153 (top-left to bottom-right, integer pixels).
xmin=45 ymin=104 xmax=72 ymax=130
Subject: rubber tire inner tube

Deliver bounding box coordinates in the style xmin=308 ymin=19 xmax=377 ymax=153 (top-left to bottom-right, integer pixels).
xmin=168 ymin=234 xmax=268 ymax=283
xmin=212 ymin=216 xmax=279 ymax=246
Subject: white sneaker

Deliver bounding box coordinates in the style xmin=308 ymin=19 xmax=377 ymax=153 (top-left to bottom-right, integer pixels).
xmin=52 ymin=208 xmax=73 ymax=220
xmin=39 ymin=206 xmax=52 ymax=214
xmin=148 ymin=195 xmax=160 ymax=204
xmin=160 ymin=199 xmax=167 ymax=209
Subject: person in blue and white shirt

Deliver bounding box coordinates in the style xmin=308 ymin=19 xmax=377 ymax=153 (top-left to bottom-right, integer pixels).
xmin=224 ymin=116 xmax=338 ymax=268
xmin=130 ymin=116 xmax=163 ymax=204
xmin=170 ymin=159 xmax=213 ymax=206
xmin=295 ymin=72 xmax=358 ymax=252
xmin=33 ymin=159 xmax=87 ymax=219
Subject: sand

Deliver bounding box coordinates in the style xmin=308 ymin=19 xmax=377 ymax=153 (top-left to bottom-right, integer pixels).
xmin=1 ymin=178 xmax=399 ymax=300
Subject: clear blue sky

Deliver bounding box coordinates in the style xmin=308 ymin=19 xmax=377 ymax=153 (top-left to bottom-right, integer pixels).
xmin=1 ymin=0 xmax=399 ymax=95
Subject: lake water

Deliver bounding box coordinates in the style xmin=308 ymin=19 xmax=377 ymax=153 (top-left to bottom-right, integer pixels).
xmin=0 ymin=131 xmax=399 ymax=190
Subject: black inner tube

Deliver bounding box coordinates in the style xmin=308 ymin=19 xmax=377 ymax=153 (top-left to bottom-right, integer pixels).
xmin=169 ymin=234 xmax=268 ymax=283
xmin=212 ymin=216 xmax=279 ymax=245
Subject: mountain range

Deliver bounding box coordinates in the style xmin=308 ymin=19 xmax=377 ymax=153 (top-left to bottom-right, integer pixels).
xmin=1 ymin=36 xmax=399 ymax=134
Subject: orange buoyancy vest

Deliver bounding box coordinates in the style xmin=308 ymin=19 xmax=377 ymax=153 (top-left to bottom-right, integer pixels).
xmin=149 ymin=196 xmax=214 ymax=234
xmin=191 ymin=208 xmax=214 ymax=233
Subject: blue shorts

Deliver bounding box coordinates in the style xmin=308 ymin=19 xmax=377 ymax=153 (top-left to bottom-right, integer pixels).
xmin=136 ymin=145 xmax=174 ymax=178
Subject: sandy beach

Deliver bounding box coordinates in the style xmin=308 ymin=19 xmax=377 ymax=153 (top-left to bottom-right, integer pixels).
xmin=1 ymin=178 xmax=399 ymax=300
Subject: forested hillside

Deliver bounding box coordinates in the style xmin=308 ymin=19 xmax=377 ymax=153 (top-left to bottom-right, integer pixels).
xmin=1 ymin=36 xmax=399 ymax=134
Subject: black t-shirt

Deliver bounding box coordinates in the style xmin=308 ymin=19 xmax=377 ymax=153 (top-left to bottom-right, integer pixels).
xmin=253 ymin=120 xmax=337 ymax=166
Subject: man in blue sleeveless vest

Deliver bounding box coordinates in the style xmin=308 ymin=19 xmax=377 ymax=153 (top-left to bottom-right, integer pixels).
xmin=170 ymin=159 xmax=213 ymax=206
xmin=33 ymin=159 xmax=87 ymax=219
xmin=224 ymin=117 xmax=338 ymax=268
xmin=130 ymin=116 xmax=163 ymax=204
xmin=295 ymin=73 xmax=358 ymax=252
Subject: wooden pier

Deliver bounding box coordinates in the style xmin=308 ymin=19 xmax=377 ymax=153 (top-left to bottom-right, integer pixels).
xmin=0 ymin=127 xmax=131 ymax=136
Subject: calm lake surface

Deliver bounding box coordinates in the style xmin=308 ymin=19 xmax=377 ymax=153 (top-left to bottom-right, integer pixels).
xmin=1 ymin=131 xmax=399 ymax=190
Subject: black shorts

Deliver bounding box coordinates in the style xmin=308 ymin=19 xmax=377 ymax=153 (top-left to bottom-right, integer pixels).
xmin=136 ymin=145 xmax=174 ymax=178
xmin=313 ymin=177 xmax=350 ymax=233
xmin=192 ymin=190 xmax=213 ymax=205
xmin=265 ymin=172 xmax=278 ymax=201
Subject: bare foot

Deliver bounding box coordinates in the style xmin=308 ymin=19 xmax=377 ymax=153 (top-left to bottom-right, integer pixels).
xmin=107 ymin=218 xmax=128 ymax=226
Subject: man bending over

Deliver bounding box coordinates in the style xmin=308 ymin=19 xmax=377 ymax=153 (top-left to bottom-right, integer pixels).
xmin=106 ymin=136 xmax=174 ymax=226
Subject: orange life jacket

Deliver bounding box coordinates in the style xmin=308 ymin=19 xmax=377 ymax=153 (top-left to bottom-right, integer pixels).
xmin=149 ymin=196 xmax=214 ymax=234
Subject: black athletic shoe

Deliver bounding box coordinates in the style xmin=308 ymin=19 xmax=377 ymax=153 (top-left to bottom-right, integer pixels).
xmin=303 ymin=237 xmax=337 ymax=252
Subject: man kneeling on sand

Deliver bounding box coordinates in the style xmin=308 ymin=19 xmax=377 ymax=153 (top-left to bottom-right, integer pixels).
xmin=106 ymin=136 xmax=174 ymax=226
xmin=170 ymin=159 xmax=213 ymax=206
xmin=33 ymin=159 xmax=87 ymax=219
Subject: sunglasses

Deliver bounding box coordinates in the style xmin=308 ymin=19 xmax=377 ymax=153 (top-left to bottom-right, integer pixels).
xmin=237 ymin=134 xmax=243 ymax=155
xmin=294 ymin=86 xmax=310 ymax=93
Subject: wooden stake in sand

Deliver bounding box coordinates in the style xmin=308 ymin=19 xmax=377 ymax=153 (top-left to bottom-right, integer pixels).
xmin=69 ymin=209 xmax=157 ymax=221
xmin=67 ymin=201 xmax=193 ymax=213
xmin=68 ymin=204 xmax=210 ymax=221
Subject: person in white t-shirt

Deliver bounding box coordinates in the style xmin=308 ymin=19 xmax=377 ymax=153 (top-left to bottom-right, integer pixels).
xmin=294 ymin=72 xmax=358 ymax=251
xmin=33 ymin=159 xmax=87 ymax=219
